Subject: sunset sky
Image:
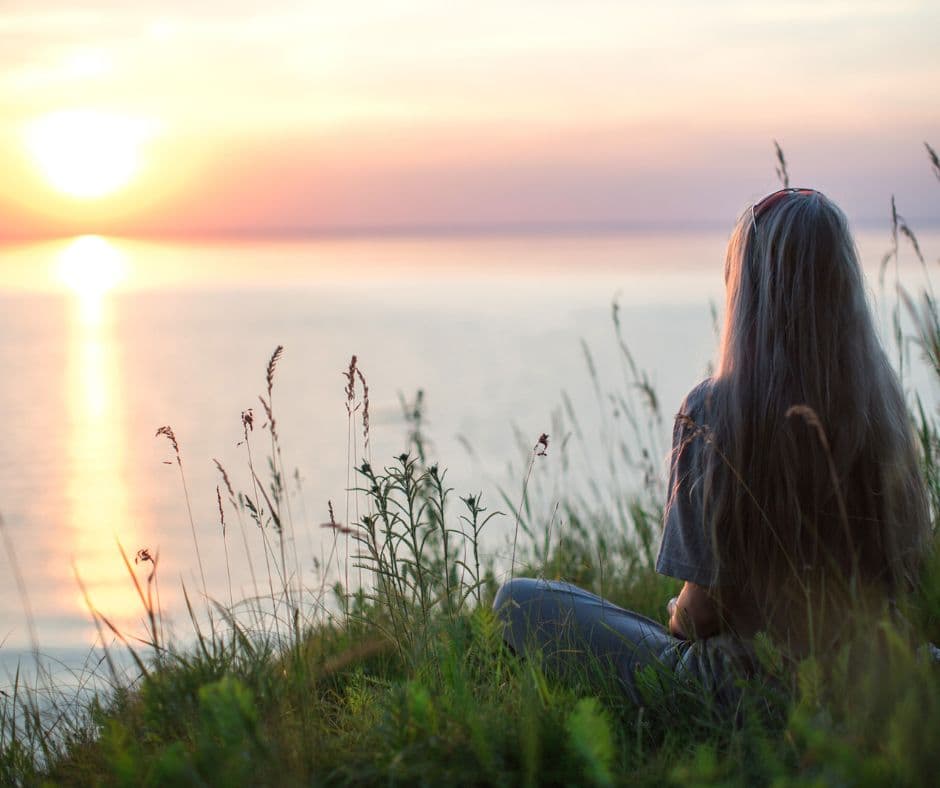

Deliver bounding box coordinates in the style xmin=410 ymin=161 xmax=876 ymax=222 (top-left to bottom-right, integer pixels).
xmin=1 ymin=1 xmax=938 ymax=238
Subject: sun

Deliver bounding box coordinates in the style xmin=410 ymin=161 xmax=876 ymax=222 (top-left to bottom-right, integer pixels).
xmin=25 ymin=110 xmax=153 ymax=199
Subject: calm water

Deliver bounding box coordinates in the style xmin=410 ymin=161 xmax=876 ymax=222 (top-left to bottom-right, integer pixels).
xmin=0 ymin=229 xmax=936 ymax=672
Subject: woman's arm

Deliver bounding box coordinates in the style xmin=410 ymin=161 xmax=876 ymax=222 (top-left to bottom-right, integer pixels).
xmin=667 ymin=581 xmax=722 ymax=640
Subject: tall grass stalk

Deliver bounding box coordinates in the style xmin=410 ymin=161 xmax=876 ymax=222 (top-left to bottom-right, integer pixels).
xmin=216 ymin=458 xmax=264 ymax=633
xmin=216 ymin=487 xmax=235 ymax=611
xmin=239 ymin=409 xmax=284 ymax=643
xmin=258 ymin=345 xmax=304 ymax=642
xmin=342 ymin=354 xmax=360 ymax=627
xmin=509 ymin=434 xmax=549 ymax=582
xmin=155 ymin=425 xmax=213 ymax=629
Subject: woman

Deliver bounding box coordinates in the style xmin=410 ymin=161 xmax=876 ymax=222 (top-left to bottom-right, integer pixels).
xmin=493 ymin=188 xmax=931 ymax=703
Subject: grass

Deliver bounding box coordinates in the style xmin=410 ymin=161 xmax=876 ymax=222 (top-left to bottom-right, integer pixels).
xmin=3 ymin=144 xmax=940 ymax=785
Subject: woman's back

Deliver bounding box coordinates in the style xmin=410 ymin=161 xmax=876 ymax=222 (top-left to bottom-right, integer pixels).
xmin=680 ymin=189 xmax=930 ymax=652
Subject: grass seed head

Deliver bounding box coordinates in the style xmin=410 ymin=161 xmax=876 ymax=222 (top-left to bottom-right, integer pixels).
xmin=356 ymin=367 xmax=370 ymax=448
xmin=344 ymin=355 xmax=358 ymax=414
xmin=266 ymin=345 xmax=284 ymax=398
xmin=155 ymin=425 xmax=180 ymax=458
xmin=213 ymin=458 xmax=236 ymax=499
xmin=216 ymin=486 xmax=226 ymax=535
xmin=536 ymin=433 xmax=550 ymax=456
xmin=241 ymin=408 xmax=254 ymax=436
xmin=927 ymin=141 xmax=940 ymax=182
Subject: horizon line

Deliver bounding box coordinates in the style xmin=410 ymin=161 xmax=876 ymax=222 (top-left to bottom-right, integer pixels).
xmin=2 ymin=215 xmax=938 ymax=245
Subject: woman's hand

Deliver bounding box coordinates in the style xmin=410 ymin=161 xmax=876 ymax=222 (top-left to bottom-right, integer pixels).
xmin=668 ymin=582 xmax=721 ymax=640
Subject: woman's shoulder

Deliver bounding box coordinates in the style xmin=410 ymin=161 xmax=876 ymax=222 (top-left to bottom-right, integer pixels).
xmin=678 ymin=377 xmax=716 ymax=419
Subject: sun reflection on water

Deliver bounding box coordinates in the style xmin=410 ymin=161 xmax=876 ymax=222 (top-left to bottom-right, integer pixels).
xmin=57 ymin=235 xmax=127 ymax=326
xmin=58 ymin=236 xmax=141 ymax=634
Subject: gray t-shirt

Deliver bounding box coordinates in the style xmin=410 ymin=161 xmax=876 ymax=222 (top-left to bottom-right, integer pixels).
xmin=655 ymin=379 xmax=727 ymax=587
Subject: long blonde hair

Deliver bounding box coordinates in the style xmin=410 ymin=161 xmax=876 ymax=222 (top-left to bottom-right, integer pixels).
xmin=701 ymin=190 xmax=929 ymax=640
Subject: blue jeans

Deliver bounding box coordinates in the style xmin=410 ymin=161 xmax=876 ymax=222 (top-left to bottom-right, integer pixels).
xmin=493 ymin=578 xmax=754 ymax=705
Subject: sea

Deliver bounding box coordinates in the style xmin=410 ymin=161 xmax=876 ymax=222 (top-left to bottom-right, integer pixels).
xmin=0 ymin=228 xmax=936 ymax=685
